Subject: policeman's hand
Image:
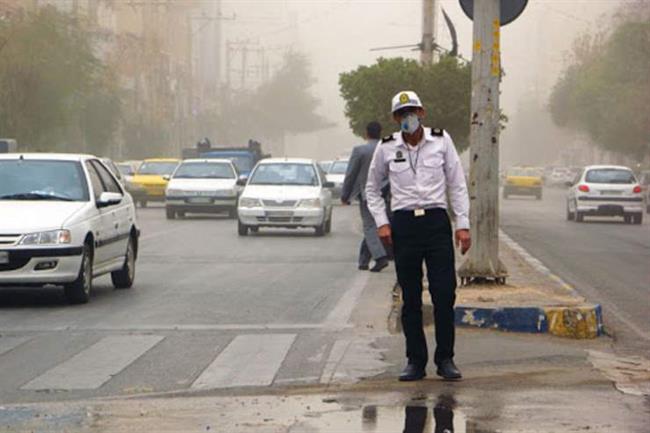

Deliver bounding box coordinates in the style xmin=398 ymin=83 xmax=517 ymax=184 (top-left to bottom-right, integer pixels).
xmin=455 ymin=229 xmax=471 ymax=255
xmin=377 ymin=224 xmax=392 ymax=246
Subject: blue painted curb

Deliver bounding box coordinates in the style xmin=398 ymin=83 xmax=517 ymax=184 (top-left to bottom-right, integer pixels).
xmin=454 ymin=304 xmax=604 ymax=338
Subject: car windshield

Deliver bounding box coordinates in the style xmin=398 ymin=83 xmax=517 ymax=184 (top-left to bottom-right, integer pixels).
xmin=0 ymin=160 xmax=89 ymax=201
xmin=585 ymin=169 xmax=636 ymax=184
xmin=138 ymin=161 xmax=178 ymax=175
xmin=508 ymin=167 xmax=540 ymax=177
xmin=250 ymin=163 xmax=319 ymax=186
xmin=329 ymin=161 xmax=348 ymax=174
xmin=173 ymin=162 xmax=235 ymax=179
xmin=203 ymin=152 xmax=253 ymax=173
xmin=117 ymin=164 xmax=134 ymax=176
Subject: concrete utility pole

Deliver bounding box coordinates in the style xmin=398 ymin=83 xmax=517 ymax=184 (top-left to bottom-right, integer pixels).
xmin=458 ymin=0 xmax=508 ymax=285
xmin=420 ymin=0 xmax=435 ymax=65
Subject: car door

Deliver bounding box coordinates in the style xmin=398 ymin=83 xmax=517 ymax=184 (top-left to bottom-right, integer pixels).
xmin=85 ymin=161 xmax=116 ymax=267
xmin=91 ymin=160 xmax=131 ymax=262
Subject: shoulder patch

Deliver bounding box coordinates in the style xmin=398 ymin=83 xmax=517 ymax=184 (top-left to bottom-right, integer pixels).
xmin=381 ymin=135 xmax=396 ymax=144
xmin=430 ymin=128 xmax=444 ymax=136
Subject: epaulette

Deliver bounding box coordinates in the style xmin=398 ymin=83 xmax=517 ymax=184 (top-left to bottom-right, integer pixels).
xmin=430 ymin=128 xmax=444 ymax=136
xmin=381 ymin=134 xmax=396 ymax=144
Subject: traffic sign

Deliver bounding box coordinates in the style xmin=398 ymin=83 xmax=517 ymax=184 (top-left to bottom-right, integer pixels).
xmin=459 ymin=0 xmax=528 ymax=26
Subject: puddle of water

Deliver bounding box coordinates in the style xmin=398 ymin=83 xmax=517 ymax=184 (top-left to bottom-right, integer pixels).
xmin=291 ymin=395 xmax=494 ymax=433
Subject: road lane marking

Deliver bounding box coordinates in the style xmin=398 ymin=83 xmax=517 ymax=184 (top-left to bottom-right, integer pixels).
xmin=191 ymin=334 xmax=296 ymax=389
xmin=0 ymin=323 xmax=353 ymax=333
xmin=22 ymin=335 xmax=164 ymax=390
xmin=324 ymin=272 xmax=369 ymax=327
xmin=0 ymin=337 xmax=30 ymax=356
xmin=320 ymin=338 xmax=352 ymax=384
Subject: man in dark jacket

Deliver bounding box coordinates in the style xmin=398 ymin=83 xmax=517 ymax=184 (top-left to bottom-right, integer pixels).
xmin=341 ymin=121 xmax=389 ymax=272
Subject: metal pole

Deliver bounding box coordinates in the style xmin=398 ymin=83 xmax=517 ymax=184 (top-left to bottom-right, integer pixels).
xmin=458 ymin=0 xmax=508 ymax=284
xmin=421 ymin=0 xmax=434 ymax=65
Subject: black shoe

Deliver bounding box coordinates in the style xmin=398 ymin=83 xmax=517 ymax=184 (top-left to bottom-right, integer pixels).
xmin=436 ymin=359 xmax=462 ymax=380
xmin=358 ymin=264 xmax=369 ymax=270
xmin=370 ymin=258 xmax=389 ymax=273
xmin=399 ymin=364 xmax=426 ymax=382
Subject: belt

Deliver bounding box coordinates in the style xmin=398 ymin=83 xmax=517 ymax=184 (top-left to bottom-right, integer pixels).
xmin=393 ymin=207 xmax=446 ymax=216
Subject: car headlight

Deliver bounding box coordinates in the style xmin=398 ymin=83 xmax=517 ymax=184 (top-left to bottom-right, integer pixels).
xmin=239 ymin=197 xmax=262 ymax=208
xmin=20 ymin=229 xmax=71 ymax=246
xmin=216 ymin=189 xmax=237 ymax=198
xmin=298 ymin=198 xmax=321 ymax=208
xmin=166 ymin=189 xmax=184 ymax=196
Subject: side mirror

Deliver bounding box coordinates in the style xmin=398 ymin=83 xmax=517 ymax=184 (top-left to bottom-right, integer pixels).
xmin=323 ymin=181 xmax=335 ymax=189
xmin=97 ymin=192 xmax=123 ymax=208
xmin=236 ymin=175 xmax=248 ymax=187
xmin=162 ymin=175 xmax=171 ymax=181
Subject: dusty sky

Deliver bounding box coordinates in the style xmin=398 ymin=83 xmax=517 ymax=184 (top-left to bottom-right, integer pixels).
xmin=214 ymin=0 xmax=623 ymax=162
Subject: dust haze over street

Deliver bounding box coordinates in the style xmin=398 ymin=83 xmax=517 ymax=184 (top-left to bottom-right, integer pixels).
xmin=0 ymin=0 xmax=649 ymax=432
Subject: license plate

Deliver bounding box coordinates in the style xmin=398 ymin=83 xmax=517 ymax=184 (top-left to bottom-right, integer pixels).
xmin=266 ymin=211 xmax=293 ymax=217
xmin=0 ymin=251 xmax=9 ymax=265
xmin=601 ymin=190 xmax=622 ymax=195
xmin=188 ymin=197 xmax=212 ymax=204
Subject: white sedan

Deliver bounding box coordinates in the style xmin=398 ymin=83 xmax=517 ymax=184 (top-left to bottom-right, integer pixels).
xmin=237 ymin=158 xmax=334 ymax=236
xmin=0 ymin=153 xmax=140 ymax=304
xmin=325 ymin=159 xmax=349 ymax=199
xmin=165 ymin=159 xmax=241 ymax=219
xmin=566 ymin=165 xmax=644 ymax=224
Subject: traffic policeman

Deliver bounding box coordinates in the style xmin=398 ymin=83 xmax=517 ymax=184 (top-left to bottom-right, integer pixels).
xmin=366 ymin=90 xmax=471 ymax=381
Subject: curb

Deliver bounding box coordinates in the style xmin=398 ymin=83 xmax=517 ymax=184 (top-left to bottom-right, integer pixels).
xmin=454 ymin=304 xmax=603 ymax=339
xmin=451 ymin=230 xmax=604 ymax=339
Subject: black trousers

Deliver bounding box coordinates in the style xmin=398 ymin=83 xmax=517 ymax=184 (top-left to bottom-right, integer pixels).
xmin=392 ymin=208 xmax=457 ymax=367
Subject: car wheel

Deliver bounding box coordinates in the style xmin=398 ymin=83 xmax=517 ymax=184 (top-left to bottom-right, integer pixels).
xmin=140 ymin=200 xmax=147 ymax=208
xmin=324 ymin=215 xmax=332 ymax=234
xmin=633 ymin=213 xmax=643 ymax=225
xmin=624 ymin=214 xmax=632 ymax=224
xmin=566 ymin=203 xmax=575 ymax=221
xmin=250 ymin=227 xmax=259 ymax=233
xmin=646 ymin=204 xmax=650 ymax=214
xmin=166 ymin=208 xmax=175 ymax=220
xmin=111 ymin=236 xmax=136 ymax=289
xmin=177 ymin=211 xmax=186 ymax=218
xmin=238 ymin=220 xmax=249 ymax=236
xmin=64 ymin=242 xmax=93 ymax=304
xmin=228 ymin=208 xmax=237 ymax=219
xmin=576 ymin=211 xmax=584 ymax=223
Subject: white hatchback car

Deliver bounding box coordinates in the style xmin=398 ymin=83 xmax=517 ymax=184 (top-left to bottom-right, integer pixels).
xmin=165 ymin=159 xmax=241 ymax=219
xmin=0 ymin=154 xmax=140 ymax=304
xmin=237 ymin=158 xmax=334 ymax=236
xmin=326 ymin=159 xmax=349 ymax=199
xmin=566 ymin=165 xmax=644 ymax=224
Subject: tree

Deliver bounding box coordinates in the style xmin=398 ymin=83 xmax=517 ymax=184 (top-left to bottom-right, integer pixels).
xmin=549 ymin=14 xmax=650 ymax=159
xmin=215 ymin=52 xmax=331 ymax=146
xmin=339 ymin=56 xmax=472 ymax=152
xmin=0 ymin=6 xmax=121 ymax=154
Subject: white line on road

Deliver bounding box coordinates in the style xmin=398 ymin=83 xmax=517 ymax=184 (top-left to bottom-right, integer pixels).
xmin=0 ymin=323 xmax=353 ymax=333
xmin=320 ymin=338 xmax=352 ymax=384
xmin=324 ymin=272 xmax=369 ymax=327
xmin=21 ymin=335 xmax=164 ymax=390
xmin=0 ymin=336 xmax=30 ymax=356
xmin=191 ymin=334 xmax=296 ymax=389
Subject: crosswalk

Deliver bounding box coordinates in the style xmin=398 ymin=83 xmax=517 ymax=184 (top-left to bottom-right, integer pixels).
xmin=0 ymin=331 xmax=389 ymax=394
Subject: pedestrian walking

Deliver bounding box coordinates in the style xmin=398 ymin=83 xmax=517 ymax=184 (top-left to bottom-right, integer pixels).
xmin=366 ymin=91 xmax=471 ymax=381
xmin=341 ymin=121 xmax=389 ymax=272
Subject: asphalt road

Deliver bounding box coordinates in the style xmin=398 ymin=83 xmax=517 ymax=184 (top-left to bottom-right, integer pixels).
xmin=0 ymin=204 xmax=383 ymax=403
xmin=501 ymin=187 xmax=650 ymax=355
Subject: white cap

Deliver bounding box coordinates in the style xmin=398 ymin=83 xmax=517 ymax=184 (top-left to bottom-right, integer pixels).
xmin=391 ymin=90 xmax=423 ymax=113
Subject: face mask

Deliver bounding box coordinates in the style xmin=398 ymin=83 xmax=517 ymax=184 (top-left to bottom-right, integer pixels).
xmin=401 ymin=113 xmax=421 ymax=134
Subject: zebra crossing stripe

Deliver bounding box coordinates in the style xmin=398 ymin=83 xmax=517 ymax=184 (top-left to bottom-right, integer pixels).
xmin=191 ymin=334 xmax=296 ymax=389
xmin=0 ymin=337 xmax=30 ymax=356
xmin=22 ymin=335 xmax=164 ymax=390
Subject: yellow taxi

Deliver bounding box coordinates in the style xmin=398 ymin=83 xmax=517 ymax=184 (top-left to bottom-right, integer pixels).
xmin=503 ymin=166 xmax=544 ymax=200
xmin=129 ymin=158 xmax=179 ymax=207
